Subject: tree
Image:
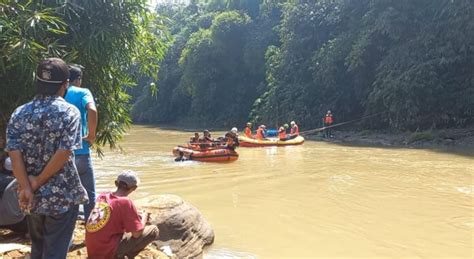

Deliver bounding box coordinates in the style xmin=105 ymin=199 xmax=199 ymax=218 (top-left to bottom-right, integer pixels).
xmin=0 ymin=0 xmax=167 ymax=151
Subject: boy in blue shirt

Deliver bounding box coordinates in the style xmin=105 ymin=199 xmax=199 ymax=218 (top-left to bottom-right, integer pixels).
xmin=65 ymin=65 xmax=98 ymax=221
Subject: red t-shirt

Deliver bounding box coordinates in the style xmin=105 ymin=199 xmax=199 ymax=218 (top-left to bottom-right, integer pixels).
xmin=85 ymin=192 xmax=143 ymax=258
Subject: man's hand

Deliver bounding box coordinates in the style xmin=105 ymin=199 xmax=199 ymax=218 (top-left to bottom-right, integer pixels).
xmin=28 ymin=175 xmax=40 ymax=192
xmin=140 ymin=211 xmax=150 ymax=226
xmin=18 ymin=188 xmax=34 ymax=213
xmin=82 ymin=134 xmax=96 ymax=145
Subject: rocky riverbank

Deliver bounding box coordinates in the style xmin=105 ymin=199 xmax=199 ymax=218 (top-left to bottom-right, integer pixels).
xmin=306 ymin=127 xmax=474 ymax=151
xmin=0 ymin=195 xmax=214 ymax=259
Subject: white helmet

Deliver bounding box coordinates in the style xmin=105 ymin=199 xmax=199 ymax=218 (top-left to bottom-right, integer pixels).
xmin=231 ymin=127 xmax=238 ymax=133
xmin=290 ymin=121 xmax=295 ymax=125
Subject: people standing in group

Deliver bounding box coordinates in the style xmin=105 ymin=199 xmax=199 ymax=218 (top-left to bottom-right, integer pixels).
xmin=6 ymin=58 xmax=88 ymax=258
xmin=64 ymin=64 xmax=98 ymax=222
xmin=323 ymin=110 xmax=334 ymax=138
xmin=85 ymin=171 xmax=159 ymax=258
xmin=289 ymin=121 xmax=299 ymax=139
xmin=256 ymin=125 xmax=267 ymax=140
xmin=244 ymin=122 xmax=253 ymax=138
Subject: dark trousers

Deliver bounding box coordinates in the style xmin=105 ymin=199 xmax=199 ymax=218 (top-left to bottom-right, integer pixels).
xmin=75 ymin=154 xmax=96 ymax=221
xmin=325 ymin=126 xmax=332 ymax=138
xmin=27 ymin=205 xmax=79 ymax=259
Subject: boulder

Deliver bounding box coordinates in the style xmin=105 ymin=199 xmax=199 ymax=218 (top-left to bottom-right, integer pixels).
xmin=139 ymin=195 xmax=214 ymax=258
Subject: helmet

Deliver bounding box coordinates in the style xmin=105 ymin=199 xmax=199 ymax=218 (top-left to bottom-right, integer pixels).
xmin=283 ymin=123 xmax=289 ymax=129
xmin=231 ymin=127 xmax=238 ymax=133
xmin=279 ymin=126 xmax=284 ymax=131
xmin=260 ymin=125 xmax=266 ymax=129
xmin=246 ymin=122 xmax=251 ymax=126
xmin=290 ymin=121 xmax=295 ymax=125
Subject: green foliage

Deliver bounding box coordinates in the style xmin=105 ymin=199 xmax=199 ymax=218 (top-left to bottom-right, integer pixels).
xmin=0 ymin=1 xmax=167 ymax=151
xmin=132 ymin=0 xmax=473 ymax=132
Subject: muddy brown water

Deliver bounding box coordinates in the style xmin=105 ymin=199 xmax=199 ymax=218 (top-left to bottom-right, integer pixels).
xmin=93 ymin=125 xmax=473 ymax=258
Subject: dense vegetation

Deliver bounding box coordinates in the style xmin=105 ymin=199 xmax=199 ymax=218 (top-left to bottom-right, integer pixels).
xmin=132 ymin=0 xmax=473 ymax=131
xmin=0 ymin=0 xmax=167 ymax=149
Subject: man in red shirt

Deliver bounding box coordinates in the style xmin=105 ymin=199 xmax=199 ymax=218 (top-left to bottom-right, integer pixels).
xmin=85 ymin=171 xmax=159 ymax=258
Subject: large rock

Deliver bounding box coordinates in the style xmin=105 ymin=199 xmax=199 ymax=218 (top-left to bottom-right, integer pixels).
xmin=139 ymin=195 xmax=214 ymax=258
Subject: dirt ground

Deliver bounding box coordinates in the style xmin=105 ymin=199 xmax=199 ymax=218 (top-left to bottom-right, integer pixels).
xmin=0 ymin=221 xmax=169 ymax=259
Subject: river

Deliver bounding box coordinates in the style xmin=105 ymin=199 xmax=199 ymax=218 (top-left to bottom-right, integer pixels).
xmin=93 ymin=125 xmax=473 ymax=258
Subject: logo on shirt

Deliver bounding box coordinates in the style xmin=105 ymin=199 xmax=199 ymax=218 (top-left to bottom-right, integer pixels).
xmin=86 ymin=201 xmax=111 ymax=232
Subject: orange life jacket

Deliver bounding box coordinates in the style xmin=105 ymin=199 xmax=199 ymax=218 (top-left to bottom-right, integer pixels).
xmin=279 ymin=129 xmax=287 ymax=139
xmin=256 ymin=128 xmax=265 ymax=140
xmin=290 ymin=125 xmax=299 ymax=136
xmin=244 ymin=127 xmax=252 ymax=138
xmin=325 ymin=114 xmax=333 ymax=124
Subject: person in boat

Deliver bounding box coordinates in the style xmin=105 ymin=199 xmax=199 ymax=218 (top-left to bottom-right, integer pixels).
xmin=323 ymin=110 xmax=333 ymax=138
xmin=288 ymin=121 xmax=299 ymax=139
xmin=189 ymin=132 xmax=200 ymax=144
xmin=244 ymin=122 xmax=253 ymax=138
xmin=199 ymin=130 xmax=214 ymax=149
xmin=256 ymin=125 xmax=267 ymax=140
xmin=222 ymin=128 xmax=240 ymax=150
xmin=278 ymin=126 xmax=287 ymax=141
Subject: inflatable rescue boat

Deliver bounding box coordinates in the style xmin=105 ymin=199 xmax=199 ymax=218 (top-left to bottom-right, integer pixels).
xmin=238 ymin=135 xmax=305 ymax=147
xmin=173 ymin=146 xmax=239 ymax=162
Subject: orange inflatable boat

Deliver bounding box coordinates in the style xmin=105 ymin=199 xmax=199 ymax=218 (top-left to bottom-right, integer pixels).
xmin=173 ymin=146 xmax=239 ymax=162
xmin=238 ymin=135 xmax=305 ymax=147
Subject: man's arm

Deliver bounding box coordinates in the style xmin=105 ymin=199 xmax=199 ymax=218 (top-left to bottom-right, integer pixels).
xmin=131 ymin=212 xmax=149 ymax=238
xmin=9 ymin=151 xmax=34 ymax=210
xmin=29 ymin=149 xmax=72 ymax=191
xmin=83 ymin=102 xmax=97 ymax=144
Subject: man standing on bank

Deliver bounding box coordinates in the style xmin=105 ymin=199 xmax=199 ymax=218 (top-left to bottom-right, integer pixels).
xmin=65 ymin=64 xmax=98 ymax=221
xmin=6 ymin=58 xmax=88 ymax=258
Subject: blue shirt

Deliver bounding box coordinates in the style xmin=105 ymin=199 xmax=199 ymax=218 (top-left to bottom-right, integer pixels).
xmin=6 ymin=96 xmax=88 ymax=216
xmin=65 ymin=85 xmax=95 ymax=155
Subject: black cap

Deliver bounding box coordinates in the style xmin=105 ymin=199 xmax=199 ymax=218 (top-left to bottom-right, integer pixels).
xmin=36 ymin=58 xmax=69 ymax=87
xmin=68 ymin=64 xmax=84 ymax=82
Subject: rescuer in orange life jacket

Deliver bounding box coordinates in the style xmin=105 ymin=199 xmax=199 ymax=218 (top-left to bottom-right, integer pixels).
xmin=199 ymin=130 xmax=214 ymax=149
xmin=244 ymin=122 xmax=253 ymax=138
xmin=278 ymin=126 xmax=287 ymax=141
xmin=222 ymin=127 xmax=239 ymax=150
xmin=323 ymin=110 xmax=334 ymax=138
xmin=256 ymin=125 xmax=267 ymax=140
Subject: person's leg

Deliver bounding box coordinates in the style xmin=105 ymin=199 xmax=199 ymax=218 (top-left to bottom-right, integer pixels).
xmin=75 ymin=154 xmax=96 ymax=220
xmin=42 ymin=205 xmax=79 ymax=259
xmin=116 ymin=225 xmax=159 ymax=259
xmin=27 ymin=214 xmax=45 ymax=259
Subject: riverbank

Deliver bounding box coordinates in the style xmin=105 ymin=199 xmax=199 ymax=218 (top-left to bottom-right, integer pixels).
xmin=305 ymin=127 xmax=474 ymax=151
xmin=143 ymin=123 xmax=474 ymax=150
xmin=0 ymin=222 xmax=169 ymax=258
